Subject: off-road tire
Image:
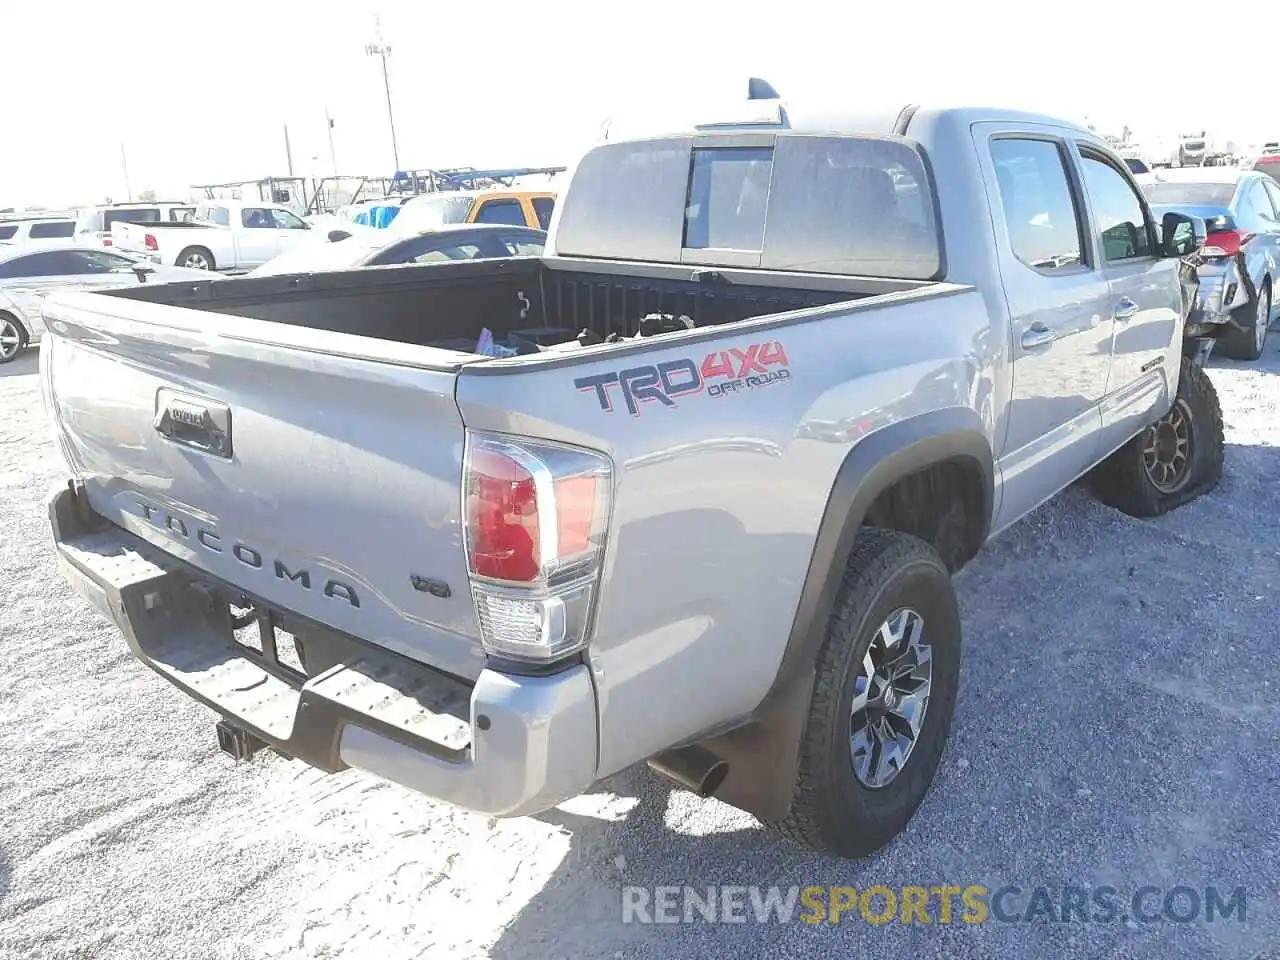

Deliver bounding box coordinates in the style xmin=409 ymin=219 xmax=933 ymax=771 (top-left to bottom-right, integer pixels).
xmin=0 ymin=311 xmax=28 ymax=364
xmin=768 ymin=527 xmax=961 ymax=859
xmin=177 ymin=246 xmax=216 ymax=271
xmin=1222 ymin=278 xmax=1270 ymax=361
xmin=1090 ymin=358 xmax=1223 ymax=517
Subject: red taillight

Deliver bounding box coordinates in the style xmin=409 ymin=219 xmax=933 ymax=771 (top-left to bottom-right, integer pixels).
xmin=467 ymin=448 xmax=541 ymax=582
xmin=102 ymin=236 xmax=112 ymax=246
xmin=463 ymin=434 xmax=612 ymax=661
xmin=1202 ymin=229 xmax=1253 ymax=259
xmin=553 ymin=474 xmax=598 ymax=557
xmin=144 ymin=233 xmax=158 ymax=251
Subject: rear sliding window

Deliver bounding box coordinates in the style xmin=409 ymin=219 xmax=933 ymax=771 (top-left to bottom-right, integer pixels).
xmin=555 ymin=133 xmax=942 ymax=279
xmin=1139 ymin=181 xmax=1235 ymax=206
xmin=27 ymin=221 xmax=76 ymax=238
xmin=103 ymin=208 xmax=161 ymax=230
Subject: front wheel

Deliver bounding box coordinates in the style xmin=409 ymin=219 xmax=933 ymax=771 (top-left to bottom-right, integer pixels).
xmin=769 ymin=527 xmax=961 ymax=859
xmin=0 ymin=312 xmax=27 ymax=363
xmin=1090 ymin=358 xmax=1224 ymax=517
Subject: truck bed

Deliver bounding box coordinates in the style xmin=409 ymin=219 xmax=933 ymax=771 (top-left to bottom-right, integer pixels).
xmin=102 ymin=256 xmax=932 ymax=354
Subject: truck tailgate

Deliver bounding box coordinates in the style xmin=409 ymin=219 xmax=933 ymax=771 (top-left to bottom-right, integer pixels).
xmin=41 ymin=291 xmax=487 ymax=681
xmin=111 ymin=221 xmax=150 ymax=255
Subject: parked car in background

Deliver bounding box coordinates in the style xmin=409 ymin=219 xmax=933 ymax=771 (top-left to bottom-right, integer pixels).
xmin=0 ymin=216 xmax=78 ymax=249
xmin=1138 ymin=167 xmax=1280 ymax=360
xmin=0 ymin=246 xmax=212 ymax=363
xmin=250 ymin=223 xmax=546 ymax=277
xmin=393 ymin=189 xmax=556 ymax=232
xmin=112 ymin=199 xmax=312 ymax=271
xmin=73 ymin=201 xmax=197 ymax=249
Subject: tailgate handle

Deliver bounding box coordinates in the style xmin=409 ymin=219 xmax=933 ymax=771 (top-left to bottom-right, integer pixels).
xmin=154 ymin=390 xmax=233 ymax=460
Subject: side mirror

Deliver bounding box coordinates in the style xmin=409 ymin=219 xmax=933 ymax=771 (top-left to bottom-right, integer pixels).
xmin=131 ymin=263 xmax=155 ymax=282
xmin=1160 ymin=211 xmax=1206 ymax=258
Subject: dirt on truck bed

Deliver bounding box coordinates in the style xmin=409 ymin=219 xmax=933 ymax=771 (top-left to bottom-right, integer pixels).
xmin=1 ymin=346 xmax=1278 ymax=960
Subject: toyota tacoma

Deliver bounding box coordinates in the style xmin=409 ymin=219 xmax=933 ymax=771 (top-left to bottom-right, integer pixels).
xmin=42 ymin=89 xmax=1223 ymax=858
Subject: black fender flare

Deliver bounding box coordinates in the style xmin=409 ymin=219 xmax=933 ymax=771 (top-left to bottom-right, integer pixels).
xmin=691 ymin=408 xmax=994 ymax=821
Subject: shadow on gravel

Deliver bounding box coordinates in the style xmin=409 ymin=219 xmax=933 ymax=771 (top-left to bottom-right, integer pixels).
xmin=0 ymin=351 xmax=38 ymax=379
xmin=0 ymin=847 xmax=10 ymax=904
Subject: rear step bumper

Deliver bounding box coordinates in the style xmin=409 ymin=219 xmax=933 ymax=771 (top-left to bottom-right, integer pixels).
xmin=48 ymin=484 xmax=599 ymax=817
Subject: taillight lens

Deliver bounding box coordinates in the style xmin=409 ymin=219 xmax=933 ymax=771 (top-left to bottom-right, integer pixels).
xmin=144 ymin=233 xmax=158 ymax=251
xmin=1202 ymin=229 xmax=1253 ymax=258
xmin=463 ymin=433 xmax=612 ymax=662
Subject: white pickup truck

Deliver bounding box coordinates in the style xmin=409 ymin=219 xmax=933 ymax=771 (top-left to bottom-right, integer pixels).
xmin=113 ymin=199 xmax=314 ymax=271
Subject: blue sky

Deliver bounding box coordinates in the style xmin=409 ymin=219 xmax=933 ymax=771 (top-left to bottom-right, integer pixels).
xmin=3 ymin=0 xmax=1270 ymax=207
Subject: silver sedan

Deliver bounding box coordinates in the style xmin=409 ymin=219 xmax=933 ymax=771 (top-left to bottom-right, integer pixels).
xmin=0 ymin=245 xmax=213 ymax=362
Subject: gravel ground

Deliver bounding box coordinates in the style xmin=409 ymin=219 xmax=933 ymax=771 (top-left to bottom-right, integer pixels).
xmin=2 ymin=344 xmax=1279 ymax=960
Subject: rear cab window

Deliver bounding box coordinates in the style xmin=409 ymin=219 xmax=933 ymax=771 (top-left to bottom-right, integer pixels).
xmin=554 ymin=133 xmax=942 ymax=279
xmin=197 ymin=205 xmax=230 ymax=226
xmin=472 ymin=198 xmax=528 ymax=226
xmin=103 ymin=208 xmax=161 ymax=230
xmin=1139 ymin=181 xmax=1236 ymax=207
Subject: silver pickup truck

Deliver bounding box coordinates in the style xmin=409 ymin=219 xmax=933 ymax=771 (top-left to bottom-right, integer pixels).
xmin=42 ymin=93 xmax=1223 ymax=859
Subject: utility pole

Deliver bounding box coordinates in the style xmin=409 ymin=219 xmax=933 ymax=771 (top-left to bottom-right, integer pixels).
xmin=120 ymin=141 xmax=133 ymax=201
xmin=283 ymin=124 xmax=294 ymax=176
xmin=365 ymin=14 xmax=401 ymax=174
xmin=325 ymin=106 xmax=338 ymax=175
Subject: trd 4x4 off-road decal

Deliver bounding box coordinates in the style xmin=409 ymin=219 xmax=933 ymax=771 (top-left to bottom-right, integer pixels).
xmin=574 ymin=340 xmax=791 ymax=416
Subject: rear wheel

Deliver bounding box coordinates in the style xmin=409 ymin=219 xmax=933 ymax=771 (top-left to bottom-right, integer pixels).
xmin=1090 ymin=358 xmax=1224 ymax=517
xmin=177 ymin=246 xmax=215 ymax=271
xmin=0 ymin=313 xmax=27 ymax=363
xmin=769 ymin=527 xmax=961 ymax=859
xmin=1223 ymin=278 xmax=1270 ymax=361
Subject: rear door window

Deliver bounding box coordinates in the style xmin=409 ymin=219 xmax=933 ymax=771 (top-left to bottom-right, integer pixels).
xmin=1 ymin=250 xmax=80 ymax=276
xmin=27 ymin=221 xmax=76 ymax=239
xmin=0 ymin=226 xmax=16 ymax=240
xmin=989 ymin=138 xmax=1084 ymax=271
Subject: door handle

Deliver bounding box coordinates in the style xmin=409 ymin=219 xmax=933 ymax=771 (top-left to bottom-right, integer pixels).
xmin=1021 ymin=322 xmax=1056 ymax=349
xmin=1114 ymin=297 xmax=1139 ymax=321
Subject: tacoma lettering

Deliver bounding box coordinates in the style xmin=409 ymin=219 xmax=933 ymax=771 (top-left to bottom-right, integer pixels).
xmin=135 ymin=499 xmax=360 ymax=608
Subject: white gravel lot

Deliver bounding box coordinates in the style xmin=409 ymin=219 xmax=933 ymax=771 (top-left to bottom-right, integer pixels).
xmin=2 ymin=344 xmax=1279 ymax=960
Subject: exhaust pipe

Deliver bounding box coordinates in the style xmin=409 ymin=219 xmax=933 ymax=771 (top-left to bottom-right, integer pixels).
xmin=647 ymin=744 xmax=729 ymax=797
